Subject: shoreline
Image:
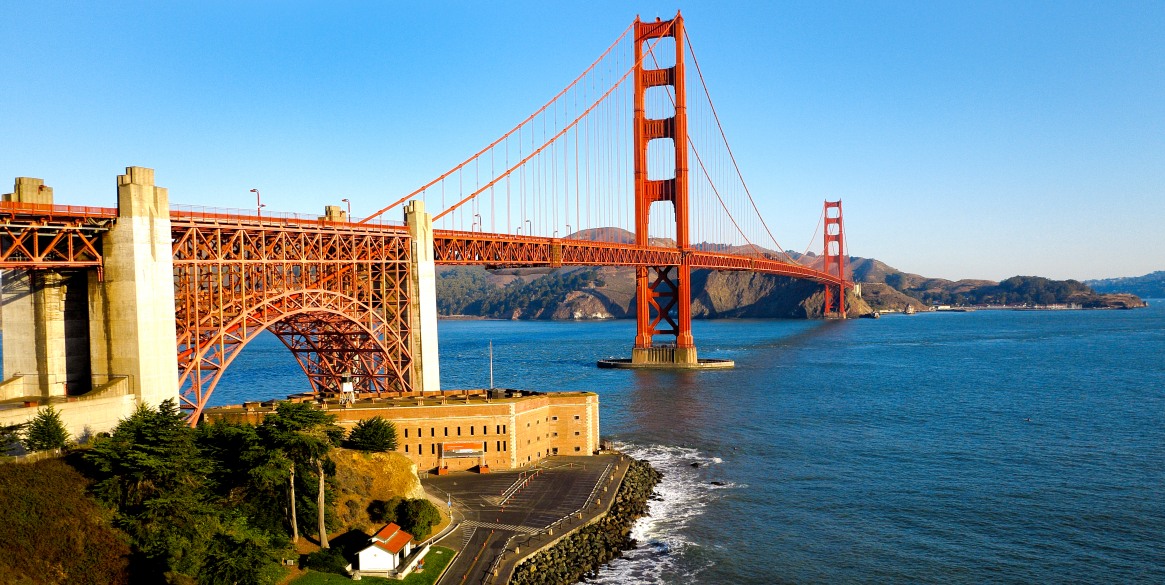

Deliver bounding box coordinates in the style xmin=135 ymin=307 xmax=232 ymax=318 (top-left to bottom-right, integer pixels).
xmin=507 ymin=458 xmax=663 ymax=585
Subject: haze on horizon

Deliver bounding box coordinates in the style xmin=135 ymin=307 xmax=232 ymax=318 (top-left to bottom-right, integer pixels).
xmin=2 ymin=1 xmax=1162 ymax=282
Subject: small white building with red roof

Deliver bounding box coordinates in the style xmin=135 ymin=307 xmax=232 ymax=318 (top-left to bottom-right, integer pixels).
xmin=356 ymin=522 xmax=415 ymax=573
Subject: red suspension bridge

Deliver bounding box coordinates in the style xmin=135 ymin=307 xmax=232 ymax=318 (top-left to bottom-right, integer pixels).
xmin=1 ymin=12 xmax=850 ymax=421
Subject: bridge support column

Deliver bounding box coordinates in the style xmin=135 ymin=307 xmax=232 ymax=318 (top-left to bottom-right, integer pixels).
xmin=1 ymin=178 xmax=93 ymax=398
xmin=88 ymin=167 xmax=179 ymax=407
xmin=405 ymin=200 xmax=441 ymax=394
xmin=822 ymin=200 xmax=847 ymax=319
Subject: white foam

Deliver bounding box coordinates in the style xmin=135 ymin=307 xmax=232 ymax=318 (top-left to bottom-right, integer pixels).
xmin=588 ymin=441 xmax=726 ymax=584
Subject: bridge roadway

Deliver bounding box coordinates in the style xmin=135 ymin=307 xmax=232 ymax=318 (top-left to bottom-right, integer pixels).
xmin=424 ymin=454 xmax=626 ymax=585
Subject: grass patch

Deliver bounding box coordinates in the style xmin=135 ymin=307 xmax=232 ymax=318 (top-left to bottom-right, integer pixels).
xmin=290 ymin=572 xmax=393 ymax=584
xmin=399 ymin=546 xmax=455 ymax=585
xmin=289 ymin=546 xmax=455 ymax=585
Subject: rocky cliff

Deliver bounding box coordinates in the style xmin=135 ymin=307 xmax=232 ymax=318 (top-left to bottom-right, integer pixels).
xmin=437 ymin=265 xmax=873 ymax=320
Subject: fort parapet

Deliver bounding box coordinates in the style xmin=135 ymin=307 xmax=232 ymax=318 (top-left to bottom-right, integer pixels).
xmin=203 ymin=389 xmax=600 ymax=472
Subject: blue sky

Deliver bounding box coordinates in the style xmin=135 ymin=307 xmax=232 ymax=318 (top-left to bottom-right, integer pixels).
xmin=2 ymin=1 xmax=1162 ymax=281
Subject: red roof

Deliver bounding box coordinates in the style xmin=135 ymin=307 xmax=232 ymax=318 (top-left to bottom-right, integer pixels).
xmin=374 ymin=523 xmax=403 ymax=540
xmin=371 ymin=523 xmax=413 ymax=554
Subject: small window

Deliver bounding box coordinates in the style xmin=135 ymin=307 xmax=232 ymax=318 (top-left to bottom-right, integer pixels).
xmin=444 ymin=427 xmax=448 ymax=437
xmin=553 ymin=432 xmax=559 ymax=437
xmin=483 ymin=425 xmax=487 ymax=435
xmin=574 ymin=431 xmax=581 ymax=436
xmin=404 ymin=429 xmax=409 ymax=438
xmin=470 ymin=426 xmax=474 ymax=436
xmin=496 ymin=425 xmax=501 ymax=434
xmin=503 ymin=440 xmax=507 ymax=451
xmin=484 ymin=442 xmax=488 ymax=452
xmin=574 ymin=415 xmax=581 ymax=420
xmin=503 ymin=425 xmax=507 ymax=434
xmin=552 ymin=416 xmax=559 ymax=421
xmin=574 ymin=446 xmax=581 ymax=452
xmin=457 ymin=426 xmax=461 ymax=436
xmin=430 ymin=428 xmax=435 ymax=437
xmin=405 ymin=445 xmax=409 ymax=453
xmin=431 ymin=444 xmax=436 ymax=455
xmin=417 ymin=427 xmax=421 ymax=437
xmin=417 ymin=443 xmax=421 ymax=454
xmin=496 ymin=440 xmax=501 ymax=451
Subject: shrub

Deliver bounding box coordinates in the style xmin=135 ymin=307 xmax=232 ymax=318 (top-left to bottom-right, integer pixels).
xmin=396 ymin=498 xmax=441 ymax=540
xmin=0 ymin=457 xmax=131 ymax=583
xmin=1 ymin=423 xmax=25 ymax=454
xmin=300 ymin=547 xmax=349 ymax=575
xmin=344 ymin=417 xmax=397 ymax=452
xmin=22 ymin=404 xmax=70 ymax=452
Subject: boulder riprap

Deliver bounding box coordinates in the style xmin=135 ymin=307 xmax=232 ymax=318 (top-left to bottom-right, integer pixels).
xmin=510 ymin=458 xmax=663 ymax=585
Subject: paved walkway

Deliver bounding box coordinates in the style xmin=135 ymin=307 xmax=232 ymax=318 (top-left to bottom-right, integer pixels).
xmin=425 ymin=454 xmax=630 ymax=585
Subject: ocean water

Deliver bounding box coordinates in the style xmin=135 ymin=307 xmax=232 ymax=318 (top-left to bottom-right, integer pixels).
xmin=215 ymin=301 xmax=1165 ymax=583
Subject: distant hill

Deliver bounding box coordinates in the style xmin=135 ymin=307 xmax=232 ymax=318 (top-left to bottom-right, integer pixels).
xmin=1085 ymin=271 xmax=1165 ymax=299
xmin=434 ymin=235 xmax=1145 ymax=320
xmin=847 ymin=259 xmax=1146 ymax=310
xmin=436 ymin=265 xmax=871 ymax=321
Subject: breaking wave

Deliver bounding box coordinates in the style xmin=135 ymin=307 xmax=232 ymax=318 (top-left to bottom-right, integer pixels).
xmin=588 ymin=441 xmax=736 ymax=584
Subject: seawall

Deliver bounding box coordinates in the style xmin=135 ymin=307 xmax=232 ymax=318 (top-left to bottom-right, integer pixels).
xmin=508 ymin=458 xmax=662 ymax=585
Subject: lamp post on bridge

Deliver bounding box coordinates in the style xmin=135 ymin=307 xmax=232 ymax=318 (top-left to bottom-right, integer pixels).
xmin=250 ymin=188 xmax=264 ymax=218
xmin=566 ymin=224 xmax=572 ymax=239
xmin=525 ymin=219 xmax=532 ymax=236
xmin=341 ymin=198 xmax=351 ymax=221
xmin=472 ymin=213 xmax=482 ymax=232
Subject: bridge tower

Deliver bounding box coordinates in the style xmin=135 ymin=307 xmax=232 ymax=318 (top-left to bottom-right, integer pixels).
xmin=631 ymin=13 xmax=700 ymax=366
xmin=822 ymin=200 xmax=847 ymax=318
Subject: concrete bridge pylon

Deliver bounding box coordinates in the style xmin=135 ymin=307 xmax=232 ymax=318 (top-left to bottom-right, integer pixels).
xmin=89 ymin=167 xmax=181 ymax=408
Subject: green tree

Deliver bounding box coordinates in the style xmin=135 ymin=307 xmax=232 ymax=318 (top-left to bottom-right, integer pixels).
xmin=396 ymin=498 xmax=441 ymax=540
xmin=85 ymin=399 xmax=220 ymax=579
xmin=22 ymin=404 xmax=70 ymax=452
xmin=199 ymin=521 xmax=282 ymax=585
xmin=197 ymin=419 xmax=293 ymax=538
xmin=1 ymin=422 xmax=25 ymax=454
xmin=344 ymin=416 xmax=397 ymax=452
xmin=260 ymin=401 xmax=342 ymax=548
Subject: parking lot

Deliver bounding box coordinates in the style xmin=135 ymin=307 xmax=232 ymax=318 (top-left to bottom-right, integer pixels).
xmin=425 ymin=455 xmax=619 ymax=584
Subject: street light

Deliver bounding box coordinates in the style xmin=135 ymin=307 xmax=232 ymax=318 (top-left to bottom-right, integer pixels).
xmin=473 ymin=213 xmax=482 ymax=232
xmin=565 ymin=224 xmax=572 ymax=239
xmin=250 ymin=188 xmax=264 ymax=217
xmin=525 ymin=219 xmax=532 ymax=235
xmin=341 ymin=198 xmax=351 ymax=221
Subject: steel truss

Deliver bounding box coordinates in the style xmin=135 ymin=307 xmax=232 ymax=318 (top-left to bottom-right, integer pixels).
xmin=0 ymin=202 xmax=115 ymax=270
xmin=172 ymin=217 xmax=414 ymax=419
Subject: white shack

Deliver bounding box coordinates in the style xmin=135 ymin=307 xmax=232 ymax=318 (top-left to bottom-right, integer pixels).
xmin=356 ymin=522 xmax=414 ymax=573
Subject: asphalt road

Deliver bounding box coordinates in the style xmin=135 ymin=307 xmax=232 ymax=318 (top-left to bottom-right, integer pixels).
xmin=426 ymin=455 xmax=618 ymax=585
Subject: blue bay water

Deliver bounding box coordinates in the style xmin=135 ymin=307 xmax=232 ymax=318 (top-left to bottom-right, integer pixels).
xmin=214 ymin=301 xmax=1165 ymax=583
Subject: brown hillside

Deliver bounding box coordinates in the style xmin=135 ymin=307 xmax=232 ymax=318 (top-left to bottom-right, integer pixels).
xmin=330 ymin=449 xmax=426 ymax=533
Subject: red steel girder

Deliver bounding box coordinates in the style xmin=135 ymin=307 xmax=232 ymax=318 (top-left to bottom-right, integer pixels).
xmin=173 ymin=219 xmax=414 ymax=420
xmin=0 ymin=202 xmax=114 ymax=270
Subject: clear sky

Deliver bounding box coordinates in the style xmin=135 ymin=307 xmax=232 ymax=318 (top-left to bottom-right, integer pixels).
xmin=2 ymin=1 xmax=1162 ymax=281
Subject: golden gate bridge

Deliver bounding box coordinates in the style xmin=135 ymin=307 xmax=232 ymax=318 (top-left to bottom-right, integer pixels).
xmin=0 ymin=13 xmax=850 ymax=422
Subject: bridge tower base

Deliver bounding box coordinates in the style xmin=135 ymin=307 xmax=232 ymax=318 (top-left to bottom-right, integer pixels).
xmin=89 ymin=167 xmax=180 ymax=408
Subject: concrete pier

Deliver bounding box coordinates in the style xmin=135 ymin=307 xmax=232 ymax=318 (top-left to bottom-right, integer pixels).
xmin=405 ymin=200 xmax=441 ymax=394
xmin=1 ymin=168 xmax=179 ymax=439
